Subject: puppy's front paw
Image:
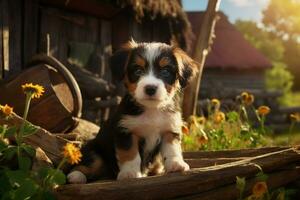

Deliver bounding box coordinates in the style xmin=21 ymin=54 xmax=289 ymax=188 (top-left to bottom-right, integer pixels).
xmin=67 ymin=171 xmax=87 ymax=184
xmin=117 ymin=169 xmax=142 ymax=180
xmin=165 ymin=157 xmax=190 ymax=173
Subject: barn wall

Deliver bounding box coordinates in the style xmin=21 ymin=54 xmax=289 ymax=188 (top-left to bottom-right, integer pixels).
xmin=0 ymin=0 xmax=23 ymax=78
xmin=200 ymin=68 xmax=266 ymax=98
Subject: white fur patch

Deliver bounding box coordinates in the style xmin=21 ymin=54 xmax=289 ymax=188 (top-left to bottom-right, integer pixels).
xmin=144 ymin=42 xmax=168 ymax=63
xmin=117 ymin=154 xmax=142 ymax=180
xmin=120 ymin=108 xmax=183 ymax=137
xmin=67 ymin=171 xmax=87 ymax=184
xmin=161 ymin=141 xmax=190 ymax=173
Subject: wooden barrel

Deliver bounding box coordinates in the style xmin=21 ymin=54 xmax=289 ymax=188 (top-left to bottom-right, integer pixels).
xmin=0 ymin=54 xmax=82 ymax=133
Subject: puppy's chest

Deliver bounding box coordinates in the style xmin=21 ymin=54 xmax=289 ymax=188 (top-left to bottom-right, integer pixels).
xmin=120 ymin=109 xmax=182 ymax=152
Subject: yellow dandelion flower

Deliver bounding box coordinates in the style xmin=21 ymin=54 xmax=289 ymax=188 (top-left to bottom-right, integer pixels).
xmin=197 ymin=116 xmax=206 ymax=125
xmin=245 ymin=94 xmax=255 ymax=106
xmin=0 ymin=104 xmax=13 ymax=116
xmin=197 ymin=132 xmax=208 ymax=145
xmin=290 ymin=113 xmax=300 ymax=123
xmin=63 ymin=143 xmax=82 ymax=165
xmin=257 ymin=106 xmax=270 ymax=116
xmin=22 ymin=83 xmax=45 ymax=99
xmin=213 ymin=111 xmax=225 ymax=124
xmin=211 ymin=98 xmax=221 ymax=108
xmin=241 ymin=92 xmax=254 ymax=106
xmin=252 ymin=181 xmax=268 ymax=198
xmin=241 ymin=92 xmax=249 ymax=101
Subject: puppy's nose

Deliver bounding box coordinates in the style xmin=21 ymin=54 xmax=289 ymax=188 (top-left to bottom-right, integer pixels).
xmin=144 ymin=85 xmax=157 ymax=96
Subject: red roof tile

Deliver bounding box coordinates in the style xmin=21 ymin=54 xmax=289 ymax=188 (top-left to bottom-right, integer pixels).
xmin=187 ymin=12 xmax=272 ymax=69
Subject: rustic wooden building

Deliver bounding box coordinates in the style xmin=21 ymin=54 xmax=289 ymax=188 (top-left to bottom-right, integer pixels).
xmin=0 ymin=0 xmax=192 ymax=122
xmin=0 ymin=0 xmax=192 ymax=77
xmin=187 ymin=12 xmax=272 ymax=100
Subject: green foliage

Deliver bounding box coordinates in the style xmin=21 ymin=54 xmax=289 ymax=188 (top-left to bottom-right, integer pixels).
xmin=235 ymin=20 xmax=284 ymax=62
xmin=236 ymin=171 xmax=295 ymax=200
xmin=236 ymin=0 xmax=300 ymax=90
xmin=0 ymin=88 xmax=67 ymax=200
xmin=265 ymin=62 xmax=294 ymax=94
xmin=182 ymin=96 xmax=270 ymax=151
xmin=262 ymin=0 xmax=300 ymax=40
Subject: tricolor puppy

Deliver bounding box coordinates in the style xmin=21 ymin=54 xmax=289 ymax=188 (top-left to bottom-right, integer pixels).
xmin=67 ymin=40 xmax=198 ymax=183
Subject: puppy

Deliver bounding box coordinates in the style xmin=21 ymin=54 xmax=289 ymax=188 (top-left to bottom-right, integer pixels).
xmin=67 ymin=40 xmax=198 ymax=183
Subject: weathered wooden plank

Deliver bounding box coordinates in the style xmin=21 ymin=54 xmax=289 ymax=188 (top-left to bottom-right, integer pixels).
xmin=56 ymin=147 xmax=300 ymax=200
xmin=177 ymin=166 xmax=300 ymax=200
xmin=2 ymin=0 xmax=23 ymax=77
xmin=0 ymin=113 xmax=68 ymax=165
xmin=2 ymin=0 xmax=10 ymax=78
xmin=0 ymin=0 xmax=3 ymax=79
xmin=185 ymin=158 xmax=243 ymax=168
xmin=23 ymin=0 xmax=39 ymax=65
xmin=183 ymin=146 xmax=288 ymax=159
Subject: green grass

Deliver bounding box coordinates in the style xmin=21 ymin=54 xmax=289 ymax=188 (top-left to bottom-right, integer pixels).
xmin=280 ymin=92 xmax=300 ymax=107
xmin=183 ymin=93 xmax=300 ymax=151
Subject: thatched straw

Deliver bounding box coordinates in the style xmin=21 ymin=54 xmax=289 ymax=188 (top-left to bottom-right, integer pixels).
xmin=116 ymin=0 xmax=193 ymax=51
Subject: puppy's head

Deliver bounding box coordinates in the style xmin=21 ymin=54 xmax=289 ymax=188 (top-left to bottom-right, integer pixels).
xmin=111 ymin=40 xmax=198 ymax=108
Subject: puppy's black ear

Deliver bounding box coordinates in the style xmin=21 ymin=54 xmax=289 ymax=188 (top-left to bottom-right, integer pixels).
xmin=110 ymin=40 xmax=137 ymax=80
xmin=173 ymin=48 xmax=199 ymax=88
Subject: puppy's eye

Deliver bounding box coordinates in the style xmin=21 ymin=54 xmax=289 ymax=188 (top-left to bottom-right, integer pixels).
xmin=134 ymin=68 xmax=144 ymax=76
xmin=160 ymin=69 xmax=171 ymax=77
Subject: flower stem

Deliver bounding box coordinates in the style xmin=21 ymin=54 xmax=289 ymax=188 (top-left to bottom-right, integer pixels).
xmin=288 ymin=122 xmax=295 ymax=144
xmin=18 ymin=93 xmax=32 ymax=144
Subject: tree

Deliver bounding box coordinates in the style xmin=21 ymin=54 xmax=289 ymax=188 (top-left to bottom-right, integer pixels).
xmin=262 ymin=0 xmax=300 ymax=41
xmin=235 ymin=20 xmax=284 ymax=62
xmin=262 ymin=0 xmax=300 ymax=89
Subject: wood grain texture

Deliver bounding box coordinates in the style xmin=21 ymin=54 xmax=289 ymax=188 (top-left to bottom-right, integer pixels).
xmin=0 ymin=113 xmax=68 ymax=165
xmin=23 ymin=0 xmax=39 ymax=65
xmin=55 ymin=147 xmax=300 ymax=200
xmin=0 ymin=0 xmax=3 ymax=79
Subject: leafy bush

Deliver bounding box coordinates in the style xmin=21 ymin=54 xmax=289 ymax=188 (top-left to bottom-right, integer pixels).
xmin=0 ymin=83 xmax=81 ymax=199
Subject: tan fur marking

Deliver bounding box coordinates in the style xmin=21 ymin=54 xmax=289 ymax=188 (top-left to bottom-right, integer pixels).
xmin=173 ymin=47 xmax=199 ymax=77
xmin=165 ymin=84 xmax=175 ymax=93
xmin=159 ymin=57 xmax=170 ymax=68
xmin=124 ymin=76 xmax=137 ymax=94
xmin=116 ymin=134 xmax=139 ymax=164
xmin=135 ymin=56 xmax=146 ymax=68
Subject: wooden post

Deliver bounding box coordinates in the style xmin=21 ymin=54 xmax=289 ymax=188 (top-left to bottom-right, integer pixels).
xmin=182 ymin=0 xmax=221 ymax=119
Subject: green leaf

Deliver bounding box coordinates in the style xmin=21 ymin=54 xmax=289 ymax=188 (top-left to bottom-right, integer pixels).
xmin=0 ymin=140 xmax=8 ymax=152
xmin=18 ymin=156 xmax=32 ymax=171
xmin=3 ymin=146 xmax=18 ymax=160
xmin=255 ymin=171 xmax=268 ymax=181
xmin=0 ymin=125 xmax=7 ymax=136
xmin=49 ymin=169 xmax=66 ymax=186
xmin=4 ymin=126 xmax=17 ymax=138
xmin=37 ymin=167 xmax=52 ymax=180
xmin=14 ymin=179 xmax=38 ymax=200
xmin=22 ymin=122 xmax=37 ymax=137
xmin=5 ymin=170 xmax=29 ymax=186
xmin=21 ymin=144 xmax=36 ymax=157
xmin=236 ymin=176 xmax=246 ymax=199
xmin=227 ymin=111 xmax=239 ymax=122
